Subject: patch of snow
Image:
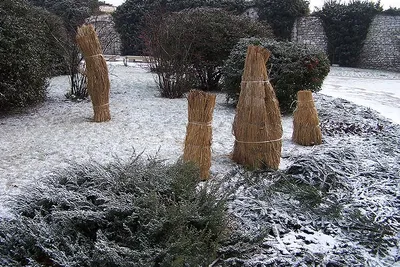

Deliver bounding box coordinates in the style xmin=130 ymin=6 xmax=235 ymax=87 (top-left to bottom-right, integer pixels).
xmin=321 ymin=67 xmax=400 ymax=124
xmin=280 ymin=230 xmax=337 ymax=254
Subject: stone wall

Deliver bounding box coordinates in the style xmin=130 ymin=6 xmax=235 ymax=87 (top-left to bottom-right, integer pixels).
xmin=291 ymin=16 xmax=328 ymax=53
xmin=86 ymin=14 xmax=121 ymax=55
xmin=291 ymin=15 xmax=400 ymax=72
xmin=359 ymin=15 xmax=400 ymax=72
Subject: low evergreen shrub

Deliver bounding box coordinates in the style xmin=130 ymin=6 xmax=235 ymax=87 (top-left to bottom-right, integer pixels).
xmin=0 ymin=156 xmax=227 ymax=266
xmin=222 ymin=38 xmax=330 ymax=113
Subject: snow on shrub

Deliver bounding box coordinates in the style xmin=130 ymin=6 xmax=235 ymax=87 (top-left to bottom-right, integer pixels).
xmin=217 ymin=96 xmax=400 ymax=265
xmin=0 ymin=156 xmax=227 ymax=266
xmin=222 ymin=38 xmax=330 ymax=113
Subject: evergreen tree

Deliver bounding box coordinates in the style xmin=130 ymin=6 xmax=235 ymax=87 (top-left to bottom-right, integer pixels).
xmin=255 ymin=0 xmax=310 ymax=40
xmin=316 ymin=0 xmax=382 ymax=66
xmin=113 ymin=0 xmax=248 ymax=55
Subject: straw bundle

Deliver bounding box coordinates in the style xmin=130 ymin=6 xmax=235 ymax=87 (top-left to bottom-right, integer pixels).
xmin=232 ymin=45 xmax=282 ymax=170
xmin=76 ymin=24 xmax=111 ymax=122
xmin=292 ymin=90 xmax=322 ymax=146
xmin=183 ymin=90 xmax=216 ymax=180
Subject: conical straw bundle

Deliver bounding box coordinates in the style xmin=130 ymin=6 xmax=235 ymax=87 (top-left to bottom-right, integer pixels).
xmin=232 ymin=45 xmax=282 ymax=170
xmin=76 ymin=24 xmax=111 ymax=122
xmin=292 ymin=90 xmax=322 ymax=146
xmin=183 ymin=90 xmax=216 ymax=180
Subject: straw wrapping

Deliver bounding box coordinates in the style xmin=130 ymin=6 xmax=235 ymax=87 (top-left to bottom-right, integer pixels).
xmin=232 ymin=45 xmax=283 ymax=170
xmin=183 ymin=90 xmax=216 ymax=180
xmin=76 ymin=24 xmax=111 ymax=122
xmin=292 ymin=90 xmax=322 ymax=146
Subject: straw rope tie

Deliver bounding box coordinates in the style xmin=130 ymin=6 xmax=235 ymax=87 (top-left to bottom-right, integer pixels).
xmin=241 ymin=81 xmax=271 ymax=84
xmin=235 ymin=136 xmax=283 ymax=144
xmin=94 ymin=103 xmax=109 ymax=108
xmin=188 ymin=121 xmax=212 ymax=127
xmin=88 ymin=54 xmax=102 ymax=58
xmin=291 ymin=100 xmax=315 ymax=109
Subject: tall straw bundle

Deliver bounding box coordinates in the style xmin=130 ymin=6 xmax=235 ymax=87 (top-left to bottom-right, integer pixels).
xmin=76 ymin=24 xmax=111 ymax=122
xmin=232 ymin=45 xmax=282 ymax=170
xmin=292 ymin=90 xmax=322 ymax=146
xmin=183 ymin=90 xmax=216 ymax=180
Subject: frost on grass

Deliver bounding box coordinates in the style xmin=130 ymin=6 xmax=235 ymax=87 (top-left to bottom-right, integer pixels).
xmin=214 ymin=95 xmax=400 ymax=266
xmin=0 ymin=92 xmax=399 ymax=266
xmin=0 ymin=155 xmax=227 ymax=267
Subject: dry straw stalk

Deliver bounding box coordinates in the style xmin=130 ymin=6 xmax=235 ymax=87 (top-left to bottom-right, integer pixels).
xmin=76 ymin=24 xmax=111 ymax=122
xmin=292 ymin=90 xmax=322 ymax=146
xmin=232 ymin=45 xmax=282 ymax=170
xmin=183 ymin=90 xmax=216 ymax=180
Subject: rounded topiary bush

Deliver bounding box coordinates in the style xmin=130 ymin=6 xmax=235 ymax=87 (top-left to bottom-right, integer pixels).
xmin=0 ymin=156 xmax=227 ymax=266
xmin=222 ymin=38 xmax=330 ymax=113
xmin=0 ymin=0 xmax=56 ymax=113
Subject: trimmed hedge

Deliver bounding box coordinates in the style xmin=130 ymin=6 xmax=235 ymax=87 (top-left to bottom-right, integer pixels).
xmin=0 ymin=0 xmax=56 ymax=112
xmin=222 ymin=38 xmax=330 ymax=113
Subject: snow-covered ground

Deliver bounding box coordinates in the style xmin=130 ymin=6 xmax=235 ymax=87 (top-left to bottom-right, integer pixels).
xmin=321 ymin=66 xmax=400 ymax=124
xmin=0 ymin=64 xmax=399 ymax=265
xmin=1 ymin=64 xmax=398 ymax=196
xmin=0 ymin=63 xmax=300 ymax=197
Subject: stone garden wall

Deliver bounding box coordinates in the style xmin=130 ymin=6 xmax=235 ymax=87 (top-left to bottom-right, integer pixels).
xmin=290 ymin=15 xmax=400 ymax=72
xmin=359 ymin=15 xmax=400 ymax=72
xmin=86 ymin=14 xmax=121 ymax=55
xmin=291 ymin=16 xmax=328 ymax=53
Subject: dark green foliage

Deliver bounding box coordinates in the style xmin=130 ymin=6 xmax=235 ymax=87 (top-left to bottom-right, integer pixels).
xmin=27 ymin=0 xmax=98 ymax=32
xmin=0 ymin=155 xmax=227 ymax=266
xmin=315 ymin=0 xmax=382 ymax=66
xmin=113 ymin=0 xmax=249 ymax=55
xmin=255 ymin=0 xmax=310 ymax=40
xmin=112 ymin=0 xmax=148 ymax=56
xmin=382 ymin=7 xmax=400 ymax=16
xmin=144 ymin=7 xmax=272 ymax=98
xmin=0 ymin=0 xmax=58 ymax=112
xmin=27 ymin=0 xmax=100 ymax=100
xmin=222 ymin=38 xmax=330 ymax=113
xmin=42 ymin=14 xmax=71 ymax=76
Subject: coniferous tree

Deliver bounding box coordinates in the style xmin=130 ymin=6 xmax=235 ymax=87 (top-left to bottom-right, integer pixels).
xmin=255 ymin=0 xmax=310 ymax=40
xmin=315 ymin=0 xmax=382 ymax=66
xmin=113 ymin=0 xmax=248 ymax=55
